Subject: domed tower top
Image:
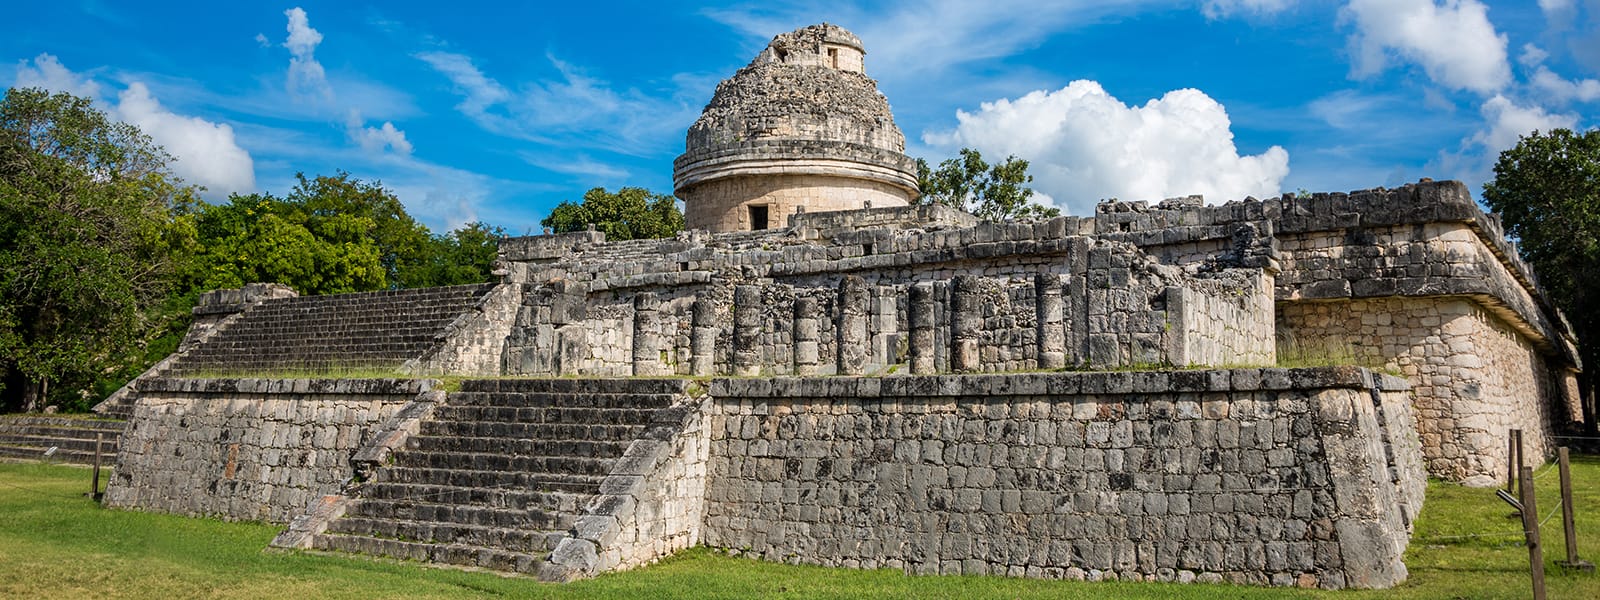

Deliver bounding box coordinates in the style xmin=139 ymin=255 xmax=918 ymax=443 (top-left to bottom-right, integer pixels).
xmin=673 ymin=23 xmax=919 ymax=232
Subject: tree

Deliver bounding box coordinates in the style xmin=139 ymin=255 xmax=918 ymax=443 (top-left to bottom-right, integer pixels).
xmin=540 ymin=187 xmax=684 ymax=241
xmin=410 ymin=222 xmax=507 ymax=287
xmin=916 ymin=148 xmax=1061 ymax=221
xmin=0 ymin=88 xmax=196 ymax=412
xmin=1482 ymin=127 xmax=1600 ymax=430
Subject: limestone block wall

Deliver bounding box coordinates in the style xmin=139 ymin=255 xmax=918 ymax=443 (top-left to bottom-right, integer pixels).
xmin=683 ymin=173 xmax=912 ymax=232
xmin=1280 ymin=297 xmax=1565 ymax=484
xmin=105 ymin=378 xmax=431 ymax=523
xmin=408 ymin=281 xmax=523 ymax=376
xmin=1167 ymin=272 xmax=1277 ymax=367
xmin=701 ymin=369 xmax=1422 ymax=589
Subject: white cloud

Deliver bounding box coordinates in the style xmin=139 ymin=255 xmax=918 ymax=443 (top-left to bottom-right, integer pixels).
xmin=283 ymin=7 xmax=331 ymax=101
xmin=1518 ymin=43 xmax=1549 ymax=69
xmin=415 ymin=51 xmax=512 ymax=124
xmin=13 ymin=55 xmax=256 ymax=198
xmin=14 ymin=54 xmax=101 ymax=99
xmin=1342 ymin=0 xmax=1511 ymax=94
xmin=1202 ymin=0 xmax=1295 ymax=20
xmin=924 ymin=80 xmax=1289 ymax=214
xmin=1531 ymin=66 xmax=1600 ymax=103
xmin=345 ymin=111 xmax=413 ymax=156
xmin=1538 ymin=0 xmax=1576 ymax=17
xmin=1474 ymin=95 xmax=1577 ymax=155
xmin=115 ymin=82 xmax=256 ymax=196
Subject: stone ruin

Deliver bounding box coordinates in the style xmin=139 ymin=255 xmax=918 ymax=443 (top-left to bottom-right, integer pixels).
xmin=93 ymin=24 xmax=1583 ymax=590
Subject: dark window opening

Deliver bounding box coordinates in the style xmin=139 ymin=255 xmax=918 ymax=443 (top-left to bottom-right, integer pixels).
xmin=749 ymin=205 xmax=769 ymax=230
xmin=827 ymin=48 xmax=839 ymax=69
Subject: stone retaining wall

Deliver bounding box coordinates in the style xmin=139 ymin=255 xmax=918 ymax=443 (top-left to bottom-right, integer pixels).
xmin=701 ymin=369 xmax=1422 ymax=589
xmin=105 ymin=378 xmax=432 ymax=522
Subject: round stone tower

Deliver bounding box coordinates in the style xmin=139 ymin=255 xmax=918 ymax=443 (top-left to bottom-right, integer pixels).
xmin=673 ymin=23 xmax=919 ymax=232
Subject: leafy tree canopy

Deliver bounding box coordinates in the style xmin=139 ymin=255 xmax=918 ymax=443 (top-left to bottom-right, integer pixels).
xmin=916 ymin=148 xmax=1061 ymax=221
xmin=0 ymin=87 xmax=197 ymax=411
xmin=1482 ymin=127 xmax=1600 ymax=425
xmin=540 ymin=187 xmax=684 ymax=241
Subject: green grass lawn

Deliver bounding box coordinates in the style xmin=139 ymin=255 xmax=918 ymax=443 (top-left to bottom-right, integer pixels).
xmin=2 ymin=458 xmax=1599 ymax=599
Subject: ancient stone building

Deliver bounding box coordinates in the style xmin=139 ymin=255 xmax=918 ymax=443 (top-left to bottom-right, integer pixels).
xmin=674 ymin=24 xmax=919 ymax=232
xmin=94 ymin=23 xmax=1584 ymax=591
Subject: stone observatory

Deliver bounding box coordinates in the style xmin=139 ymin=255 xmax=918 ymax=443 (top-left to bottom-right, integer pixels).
xmin=673 ymin=23 xmax=920 ymax=232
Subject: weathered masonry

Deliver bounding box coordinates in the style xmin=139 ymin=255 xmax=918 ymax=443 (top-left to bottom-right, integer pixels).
xmin=94 ymin=22 xmax=1582 ymax=591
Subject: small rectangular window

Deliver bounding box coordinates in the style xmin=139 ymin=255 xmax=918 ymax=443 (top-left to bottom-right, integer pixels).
xmin=749 ymin=205 xmax=769 ymax=230
xmin=827 ymin=48 xmax=839 ymax=69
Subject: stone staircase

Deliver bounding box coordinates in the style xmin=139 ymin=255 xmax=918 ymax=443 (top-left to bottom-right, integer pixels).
xmin=168 ymin=283 xmax=495 ymax=376
xmin=310 ymin=378 xmax=689 ymax=574
xmin=0 ymin=415 xmax=123 ymax=464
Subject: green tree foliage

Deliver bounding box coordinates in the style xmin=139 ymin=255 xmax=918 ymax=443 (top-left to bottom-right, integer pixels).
xmin=1482 ymin=127 xmax=1600 ymax=426
xmin=411 ymin=222 xmax=507 ymax=287
xmin=0 ymin=88 xmax=197 ymax=411
xmin=916 ymin=148 xmax=1061 ymax=221
xmin=540 ymin=187 xmax=684 ymax=241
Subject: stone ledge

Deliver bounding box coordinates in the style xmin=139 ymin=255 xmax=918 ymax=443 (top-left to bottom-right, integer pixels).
xmin=710 ymin=367 xmax=1401 ymax=399
xmin=135 ymin=377 xmax=436 ymax=396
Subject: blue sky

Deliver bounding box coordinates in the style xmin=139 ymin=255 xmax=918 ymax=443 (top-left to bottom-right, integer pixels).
xmin=4 ymin=1 xmax=1597 ymax=233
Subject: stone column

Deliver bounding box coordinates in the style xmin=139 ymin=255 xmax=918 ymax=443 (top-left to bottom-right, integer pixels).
xmin=793 ymin=297 xmax=820 ymax=375
xmin=1036 ymin=273 xmax=1066 ymax=369
xmin=951 ymin=275 xmax=982 ymax=372
xmin=733 ymin=285 xmax=763 ymax=377
xmin=690 ymin=297 xmax=717 ymax=376
xmin=632 ymin=292 xmax=660 ymax=376
xmin=836 ymin=276 xmax=870 ymax=375
xmin=909 ymin=282 xmax=936 ymax=374
xmin=870 ymin=287 xmax=897 ymax=369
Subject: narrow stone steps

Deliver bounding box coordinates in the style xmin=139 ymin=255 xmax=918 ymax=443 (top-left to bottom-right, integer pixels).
xmin=418 ymin=420 xmax=647 ymax=442
xmin=0 ymin=435 xmax=118 ymax=454
xmin=377 ymin=466 xmax=604 ymax=494
xmin=430 ymin=405 xmax=661 ymax=426
xmin=310 ymin=533 xmax=546 ymax=574
xmin=357 ymin=481 xmax=591 ymax=513
xmin=391 ymin=450 xmax=616 ymax=477
xmin=445 ymin=391 xmax=679 ymax=409
xmin=404 ymin=435 xmax=630 ymax=458
xmin=341 ymin=497 xmax=577 ymax=532
xmin=324 ymin=515 xmax=568 ymax=554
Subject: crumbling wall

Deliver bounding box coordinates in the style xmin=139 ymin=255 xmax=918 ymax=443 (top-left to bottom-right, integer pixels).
xmin=105 ymin=378 xmax=430 ymax=523
xmin=701 ymin=369 xmax=1421 ymax=589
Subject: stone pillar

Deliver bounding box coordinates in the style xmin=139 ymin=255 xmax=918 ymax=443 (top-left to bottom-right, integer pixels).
xmin=870 ymin=287 xmax=897 ymax=369
xmin=1036 ymin=273 xmax=1066 ymax=369
xmin=836 ymin=276 xmax=870 ymax=375
xmin=793 ymin=297 xmax=820 ymax=375
xmin=951 ymin=275 xmax=981 ymax=372
xmin=690 ymin=297 xmax=717 ymax=376
xmin=733 ymin=285 xmax=763 ymax=376
xmin=909 ymin=282 xmax=936 ymax=374
xmin=632 ymin=292 xmax=660 ymax=376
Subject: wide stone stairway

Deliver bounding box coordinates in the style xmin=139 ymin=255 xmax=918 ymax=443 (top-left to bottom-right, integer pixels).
xmin=168 ymin=283 xmax=495 ymax=376
xmin=0 ymin=415 xmax=123 ymax=464
xmin=310 ymin=378 xmax=689 ymax=573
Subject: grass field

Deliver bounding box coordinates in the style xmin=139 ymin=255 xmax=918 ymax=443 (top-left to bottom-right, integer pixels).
xmin=2 ymin=458 xmax=1598 ymax=599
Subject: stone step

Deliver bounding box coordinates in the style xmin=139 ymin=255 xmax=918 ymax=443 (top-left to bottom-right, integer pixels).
xmin=404 ymin=435 xmax=630 ymax=458
xmin=0 ymin=443 xmax=106 ymax=464
xmin=310 ymin=533 xmax=545 ymax=574
xmin=0 ymin=417 xmax=126 ymax=431
xmin=0 ymin=435 xmax=119 ymax=454
xmin=418 ymin=420 xmax=646 ymax=442
xmin=430 ymin=405 xmax=661 ymax=426
xmin=457 ymin=378 xmax=690 ymax=395
xmin=341 ymin=497 xmax=577 ymax=532
xmin=324 ymin=515 xmax=567 ymax=554
xmin=357 ymin=481 xmax=590 ymax=513
xmin=377 ymin=466 xmax=603 ymax=494
xmin=445 ymin=390 xmax=679 ymax=409
xmin=391 ymin=450 xmax=616 ymax=477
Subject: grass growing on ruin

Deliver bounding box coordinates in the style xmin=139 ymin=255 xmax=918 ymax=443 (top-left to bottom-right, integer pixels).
xmin=2 ymin=458 xmax=1600 ymax=599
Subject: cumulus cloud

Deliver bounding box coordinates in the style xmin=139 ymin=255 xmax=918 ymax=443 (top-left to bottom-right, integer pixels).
xmin=1202 ymin=0 xmax=1295 ymax=20
xmin=13 ymin=54 xmax=101 ymax=99
xmin=1538 ymin=0 xmax=1576 ymax=18
xmin=346 ymin=111 xmax=413 ymax=155
xmin=283 ymin=7 xmax=331 ymax=100
xmin=1531 ymin=67 xmax=1600 ymax=103
xmin=1342 ymin=0 xmax=1511 ymax=94
xmin=12 ymin=54 xmax=256 ymax=198
xmin=1474 ymin=95 xmax=1578 ymax=154
xmin=924 ymin=81 xmax=1289 ymax=214
xmin=115 ymin=82 xmax=256 ymax=195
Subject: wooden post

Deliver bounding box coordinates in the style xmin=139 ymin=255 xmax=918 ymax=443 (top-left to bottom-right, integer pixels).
xmin=1556 ymin=447 xmax=1595 ymax=571
xmin=1507 ymin=429 xmax=1518 ymax=492
xmin=91 ymin=433 xmax=103 ymax=501
xmin=1519 ymin=465 xmax=1547 ymax=600
xmin=1512 ymin=429 xmax=1525 ymax=498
